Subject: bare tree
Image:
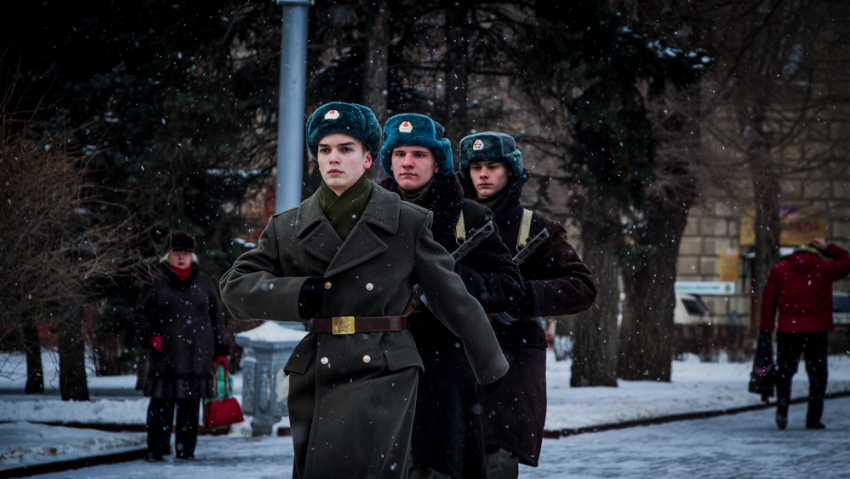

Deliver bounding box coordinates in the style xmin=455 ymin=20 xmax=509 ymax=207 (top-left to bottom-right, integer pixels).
xmin=0 ymin=81 xmax=147 ymax=399
xmin=689 ymin=0 xmax=850 ymax=330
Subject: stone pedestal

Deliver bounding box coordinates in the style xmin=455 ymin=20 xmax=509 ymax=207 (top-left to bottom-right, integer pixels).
xmin=235 ymin=322 xmax=308 ymax=436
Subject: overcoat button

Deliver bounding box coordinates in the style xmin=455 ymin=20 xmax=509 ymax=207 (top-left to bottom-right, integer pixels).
xmin=324 ymin=282 xmax=332 ymax=290
xmin=366 ymin=283 xmax=374 ymax=291
xmin=363 ymin=355 xmax=371 ymax=363
xmin=320 ymin=357 xmax=329 ymax=365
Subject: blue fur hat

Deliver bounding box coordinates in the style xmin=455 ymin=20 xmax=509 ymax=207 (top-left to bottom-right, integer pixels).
xmin=458 ymin=132 xmax=523 ymax=179
xmin=306 ymin=102 xmax=381 ymax=159
xmin=380 ymin=113 xmax=453 ymax=179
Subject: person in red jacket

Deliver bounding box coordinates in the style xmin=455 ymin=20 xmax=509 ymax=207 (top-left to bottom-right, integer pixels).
xmin=760 ymin=237 xmax=850 ymax=430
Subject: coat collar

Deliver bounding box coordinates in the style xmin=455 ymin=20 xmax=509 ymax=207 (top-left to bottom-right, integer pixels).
xmin=460 ymin=169 xmax=530 ymax=219
xmin=380 ymin=173 xmax=463 ymax=240
xmin=296 ymin=181 xmax=399 ymax=237
xmin=294 ymin=183 xmax=399 ymax=277
xmin=162 ymin=263 xmax=198 ymax=289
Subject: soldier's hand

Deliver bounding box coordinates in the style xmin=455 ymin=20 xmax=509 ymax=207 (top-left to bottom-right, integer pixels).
xmin=299 ymin=277 xmax=328 ymax=319
xmin=812 ymin=238 xmax=828 ymax=251
xmin=483 ymin=375 xmax=505 ymax=395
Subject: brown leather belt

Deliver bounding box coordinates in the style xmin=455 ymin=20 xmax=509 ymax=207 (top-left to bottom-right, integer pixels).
xmin=307 ymin=316 xmax=406 ymax=335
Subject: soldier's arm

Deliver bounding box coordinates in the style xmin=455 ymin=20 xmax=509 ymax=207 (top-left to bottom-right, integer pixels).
xmin=520 ymin=220 xmax=597 ymax=316
xmin=412 ymin=213 xmax=509 ymax=385
xmin=219 ymin=217 xmax=311 ymax=322
xmin=455 ymin=207 xmax=524 ymax=313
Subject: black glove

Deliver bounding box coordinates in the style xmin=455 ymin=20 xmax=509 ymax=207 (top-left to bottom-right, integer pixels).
xmin=455 ymin=263 xmax=486 ymax=294
xmin=520 ymin=277 xmax=534 ymax=304
xmin=483 ymin=375 xmax=505 ymax=395
xmin=298 ymin=277 xmax=327 ymax=319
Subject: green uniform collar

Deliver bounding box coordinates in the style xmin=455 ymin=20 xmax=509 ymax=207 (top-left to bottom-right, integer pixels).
xmin=475 ymin=184 xmax=510 ymax=211
xmin=318 ymin=173 xmax=372 ymax=241
xmin=397 ymin=177 xmax=436 ymax=204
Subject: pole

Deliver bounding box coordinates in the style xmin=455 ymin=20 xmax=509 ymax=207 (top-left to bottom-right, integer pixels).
xmin=275 ymin=0 xmax=311 ymax=214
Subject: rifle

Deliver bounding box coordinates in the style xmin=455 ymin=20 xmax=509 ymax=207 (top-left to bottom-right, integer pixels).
xmin=491 ymin=227 xmax=552 ymax=326
xmin=407 ymin=221 xmax=495 ymax=313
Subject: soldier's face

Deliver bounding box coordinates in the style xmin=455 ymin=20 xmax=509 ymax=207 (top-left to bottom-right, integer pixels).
xmin=390 ymin=146 xmax=439 ymax=191
xmin=317 ymin=134 xmax=373 ymax=195
xmin=470 ymin=162 xmax=510 ymax=198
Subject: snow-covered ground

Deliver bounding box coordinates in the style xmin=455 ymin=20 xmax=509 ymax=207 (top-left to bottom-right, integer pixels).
xmin=9 ymin=397 xmax=850 ymax=478
xmin=3 ymin=347 xmax=850 ymax=476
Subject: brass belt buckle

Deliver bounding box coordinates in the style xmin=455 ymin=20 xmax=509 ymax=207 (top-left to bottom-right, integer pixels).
xmin=332 ymin=316 xmax=355 ymax=335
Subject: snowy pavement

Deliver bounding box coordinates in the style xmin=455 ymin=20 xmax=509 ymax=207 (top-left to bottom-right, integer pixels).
xmin=3 ymin=349 xmax=850 ymax=476
xmin=14 ymin=397 xmax=850 ymax=478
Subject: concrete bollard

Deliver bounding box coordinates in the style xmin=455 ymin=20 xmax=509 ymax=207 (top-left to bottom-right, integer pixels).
xmin=235 ymin=322 xmax=308 ymax=436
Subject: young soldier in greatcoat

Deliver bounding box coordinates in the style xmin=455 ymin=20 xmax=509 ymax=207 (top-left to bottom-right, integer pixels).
xmin=378 ymin=114 xmax=524 ymax=479
xmin=219 ymin=102 xmax=508 ymax=479
xmin=458 ymin=132 xmax=597 ymax=478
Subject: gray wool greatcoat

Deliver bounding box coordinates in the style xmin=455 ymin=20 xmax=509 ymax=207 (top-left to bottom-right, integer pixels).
xmin=219 ymin=183 xmax=509 ymax=479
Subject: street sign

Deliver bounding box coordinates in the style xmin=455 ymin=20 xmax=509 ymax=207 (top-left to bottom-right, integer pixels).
xmin=675 ymin=281 xmax=736 ymax=295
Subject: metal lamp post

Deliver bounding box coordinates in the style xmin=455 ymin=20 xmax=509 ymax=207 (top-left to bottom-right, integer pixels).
xmin=275 ymin=0 xmax=312 ymax=214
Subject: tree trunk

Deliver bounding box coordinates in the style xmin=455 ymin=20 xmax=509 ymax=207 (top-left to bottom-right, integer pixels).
xmin=618 ymin=190 xmax=690 ymax=381
xmin=364 ymin=0 xmax=389 ymax=182
xmin=443 ymin=4 xmax=470 ymax=161
xmin=748 ymin=114 xmax=781 ymax=332
xmin=571 ymin=199 xmax=619 ymax=387
xmin=58 ymin=304 xmax=89 ymax=401
xmin=22 ymin=318 xmax=44 ymax=394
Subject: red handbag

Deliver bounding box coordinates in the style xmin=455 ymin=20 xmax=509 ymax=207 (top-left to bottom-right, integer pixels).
xmin=204 ymin=363 xmax=244 ymax=429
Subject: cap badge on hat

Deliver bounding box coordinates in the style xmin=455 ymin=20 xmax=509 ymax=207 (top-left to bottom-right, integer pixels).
xmin=324 ymin=110 xmax=340 ymax=120
xmin=473 ymin=139 xmax=484 ymax=150
xmin=399 ymin=121 xmax=413 ymax=133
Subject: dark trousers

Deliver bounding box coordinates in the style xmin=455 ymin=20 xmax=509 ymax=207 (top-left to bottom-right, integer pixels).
xmin=776 ymin=332 xmax=828 ymax=426
xmin=146 ymin=398 xmax=200 ymax=457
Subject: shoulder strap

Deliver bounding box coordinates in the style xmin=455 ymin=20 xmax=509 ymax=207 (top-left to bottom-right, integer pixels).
xmin=517 ymin=208 xmax=533 ymax=249
xmin=455 ymin=211 xmax=466 ymax=242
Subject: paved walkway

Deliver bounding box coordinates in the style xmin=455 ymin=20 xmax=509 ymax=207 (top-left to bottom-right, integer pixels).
xmin=23 ymin=396 xmax=850 ymax=479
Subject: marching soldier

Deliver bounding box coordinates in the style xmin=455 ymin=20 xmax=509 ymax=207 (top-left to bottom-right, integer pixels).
xmin=219 ymin=102 xmax=508 ymax=479
xmin=378 ymin=113 xmax=524 ymax=479
xmin=458 ymin=132 xmax=597 ymax=479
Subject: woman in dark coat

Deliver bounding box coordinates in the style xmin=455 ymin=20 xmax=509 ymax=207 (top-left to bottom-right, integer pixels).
xmin=459 ymin=132 xmax=597 ymax=478
xmin=379 ymin=113 xmax=523 ymax=479
xmin=134 ymin=231 xmax=229 ymax=461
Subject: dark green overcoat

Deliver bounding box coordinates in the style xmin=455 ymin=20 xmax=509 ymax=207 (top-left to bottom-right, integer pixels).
xmin=462 ymin=170 xmax=597 ymax=467
xmin=220 ymin=183 xmax=508 ymax=479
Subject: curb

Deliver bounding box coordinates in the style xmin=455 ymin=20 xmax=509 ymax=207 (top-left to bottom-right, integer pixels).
xmin=2 ymin=422 xmax=230 ymax=436
xmin=0 ymin=448 xmax=147 ymax=479
xmin=542 ymin=390 xmax=850 ymax=438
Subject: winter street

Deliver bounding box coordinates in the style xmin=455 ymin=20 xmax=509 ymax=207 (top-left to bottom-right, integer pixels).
xmin=12 ymin=396 xmax=850 ymax=479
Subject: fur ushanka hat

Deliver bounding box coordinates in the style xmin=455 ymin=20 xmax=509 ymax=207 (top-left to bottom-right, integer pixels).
xmin=306 ymin=102 xmax=381 ymax=159
xmin=380 ymin=113 xmax=453 ymax=179
xmin=163 ymin=231 xmax=197 ymax=253
xmin=458 ymin=132 xmax=523 ymax=179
